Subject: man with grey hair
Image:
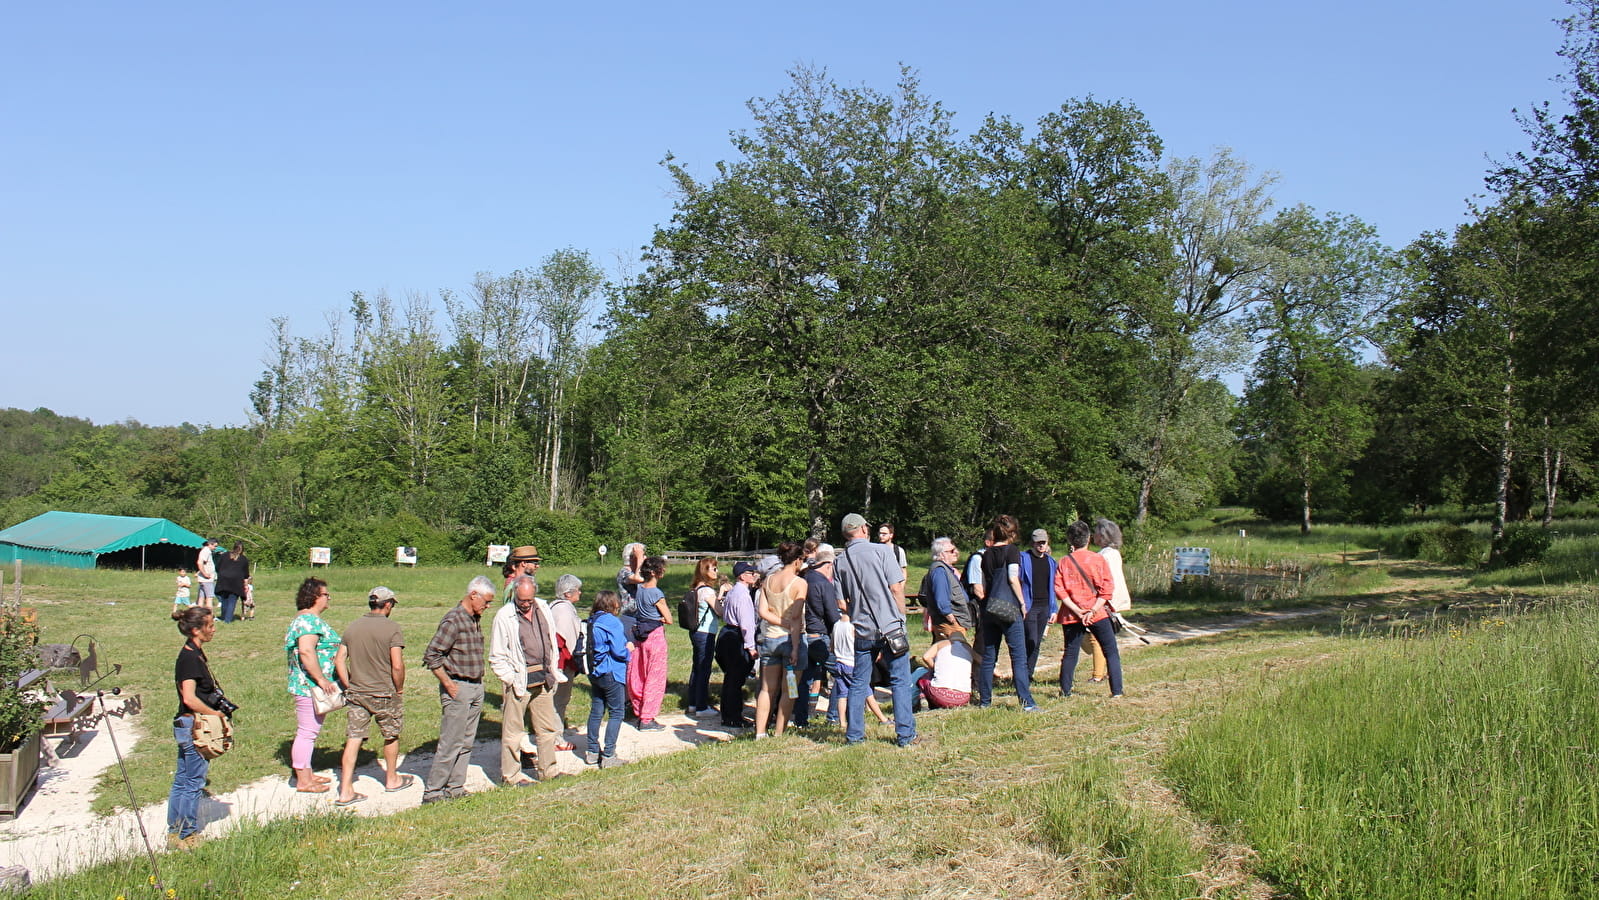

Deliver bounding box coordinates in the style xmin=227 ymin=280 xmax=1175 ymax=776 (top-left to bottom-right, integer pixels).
xmin=549 ymin=573 xmax=584 ymax=739
xmin=490 ymin=576 xmax=563 ymax=785
xmin=920 ymin=537 xmax=974 ymax=633
xmin=422 ymin=576 xmax=495 ymax=803
xmin=834 ymin=513 xmax=918 ymax=747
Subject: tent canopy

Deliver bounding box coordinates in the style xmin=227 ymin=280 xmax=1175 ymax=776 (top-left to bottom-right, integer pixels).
xmin=0 ymin=511 xmax=207 ymax=569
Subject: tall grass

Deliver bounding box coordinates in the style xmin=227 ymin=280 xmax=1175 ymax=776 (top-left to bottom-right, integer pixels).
xmin=1165 ymin=595 xmax=1599 ymax=899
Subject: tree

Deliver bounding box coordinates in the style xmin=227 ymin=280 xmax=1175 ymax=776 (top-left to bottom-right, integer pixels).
xmin=1241 ymin=207 xmax=1400 ymax=533
xmin=1127 ymin=149 xmax=1275 ymax=525
xmin=530 ymin=249 xmax=604 ymax=511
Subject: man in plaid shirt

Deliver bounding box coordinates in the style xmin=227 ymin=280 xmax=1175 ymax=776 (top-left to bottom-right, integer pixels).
xmin=422 ymin=575 xmax=495 ymax=803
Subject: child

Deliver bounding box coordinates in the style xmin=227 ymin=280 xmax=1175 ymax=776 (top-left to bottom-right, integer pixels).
xmin=585 ymin=590 xmax=631 ymax=767
xmin=831 ymin=612 xmax=889 ymax=729
xmin=172 ymin=568 xmax=192 ymax=619
xmin=240 ymin=581 xmax=256 ymax=621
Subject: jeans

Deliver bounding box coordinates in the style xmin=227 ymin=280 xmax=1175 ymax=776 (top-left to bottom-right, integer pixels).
xmin=1061 ymin=619 xmax=1123 ymax=696
xmin=217 ymin=591 xmax=240 ymax=623
xmin=1022 ymin=600 xmax=1052 ymax=682
xmin=714 ymin=628 xmax=753 ymax=725
xmin=424 ymin=680 xmax=483 ymax=801
xmin=167 ymin=715 xmax=209 ymax=839
xmin=978 ymin=615 xmax=1036 ymax=707
xmin=793 ymin=635 xmax=829 ymax=727
xmin=688 ymin=630 xmax=717 ymax=711
xmin=847 ymin=638 xmax=916 ymax=745
xmin=586 ymin=672 xmax=627 ymax=759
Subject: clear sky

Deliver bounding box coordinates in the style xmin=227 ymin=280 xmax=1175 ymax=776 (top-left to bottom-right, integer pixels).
xmin=0 ymin=0 xmax=1572 ymax=427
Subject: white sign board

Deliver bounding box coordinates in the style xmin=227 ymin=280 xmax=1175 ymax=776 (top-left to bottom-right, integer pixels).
xmin=395 ymin=546 xmax=418 ymax=566
xmin=486 ymin=544 xmax=511 ymax=565
xmin=309 ymin=547 xmax=332 ymax=566
xmin=1172 ymin=546 xmax=1211 ymax=582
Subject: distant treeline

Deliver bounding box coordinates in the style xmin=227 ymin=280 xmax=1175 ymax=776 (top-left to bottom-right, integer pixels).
xmin=5 ymin=13 xmax=1597 ymax=564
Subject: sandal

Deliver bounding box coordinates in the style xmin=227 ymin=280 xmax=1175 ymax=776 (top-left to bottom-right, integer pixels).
xmin=294 ymin=783 xmax=330 ymax=794
xmin=333 ymin=792 xmax=367 ymax=806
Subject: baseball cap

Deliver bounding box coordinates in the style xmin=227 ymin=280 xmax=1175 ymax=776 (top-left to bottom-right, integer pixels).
xmin=369 ymin=586 xmax=398 ymax=604
xmin=733 ymin=561 xmax=758 ymax=577
xmin=841 ymin=513 xmax=868 ymax=533
xmin=1031 ymin=529 xmax=1050 ymax=543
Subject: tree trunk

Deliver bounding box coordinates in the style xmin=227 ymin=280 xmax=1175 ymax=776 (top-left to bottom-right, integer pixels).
xmin=1490 ymin=344 xmax=1515 ymax=560
xmin=1135 ymin=424 xmax=1166 ymax=527
xmin=1541 ymin=417 xmax=1562 ymax=527
xmin=806 ymin=446 xmax=827 ymax=542
xmin=1299 ymin=450 xmax=1313 ymax=535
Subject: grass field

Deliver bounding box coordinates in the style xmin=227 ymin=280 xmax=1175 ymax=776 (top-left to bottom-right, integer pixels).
xmin=9 ymin=512 xmax=1599 ymax=898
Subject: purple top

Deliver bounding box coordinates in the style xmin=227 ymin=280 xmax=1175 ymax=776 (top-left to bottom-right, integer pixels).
xmin=721 ymin=581 xmax=757 ymax=654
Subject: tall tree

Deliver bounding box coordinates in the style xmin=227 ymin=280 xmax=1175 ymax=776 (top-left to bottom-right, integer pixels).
xmin=1242 ymin=206 xmax=1400 ymax=533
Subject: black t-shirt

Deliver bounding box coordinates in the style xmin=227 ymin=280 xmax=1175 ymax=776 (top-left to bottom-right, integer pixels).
xmin=802 ymin=568 xmax=841 ymax=635
xmin=174 ymin=640 xmax=215 ymax=719
xmin=1029 ymin=552 xmax=1051 ymax=603
xmin=981 ymin=543 xmax=1021 ymax=591
xmin=214 ymin=553 xmax=250 ymax=596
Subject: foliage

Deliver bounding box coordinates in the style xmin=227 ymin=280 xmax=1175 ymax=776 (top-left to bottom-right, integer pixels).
xmin=0 ymin=607 xmax=44 ymax=751
xmin=1491 ymin=522 xmax=1555 ymax=568
xmin=1391 ymin=523 xmax=1485 ymax=566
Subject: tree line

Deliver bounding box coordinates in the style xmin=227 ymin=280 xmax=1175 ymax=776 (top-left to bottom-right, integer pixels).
xmin=4 ymin=3 xmax=1596 ymax=565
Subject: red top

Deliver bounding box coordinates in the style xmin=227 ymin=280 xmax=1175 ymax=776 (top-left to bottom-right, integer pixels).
xmin=1051 ymin=549 xmax=1114 ymax=625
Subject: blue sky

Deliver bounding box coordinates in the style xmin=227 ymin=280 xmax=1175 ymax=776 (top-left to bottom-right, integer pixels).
xmin=0 ymin=0 xmax=1571 ymax=427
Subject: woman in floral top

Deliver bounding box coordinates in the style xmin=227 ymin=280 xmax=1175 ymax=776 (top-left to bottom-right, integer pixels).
xmin=284 ymin=577 xmax=341 ymax=792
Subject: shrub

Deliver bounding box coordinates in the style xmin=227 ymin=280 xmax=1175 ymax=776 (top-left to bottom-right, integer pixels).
xmin=519 ymin=510 xmax=600 ymax=566
xmin=1491 ymin=523 xmax=1553 ymax=568
xmin=0 ymin=607 xmax=45 ymax=750
xmin=1396 ymin=524 xmax=1483 ymax=566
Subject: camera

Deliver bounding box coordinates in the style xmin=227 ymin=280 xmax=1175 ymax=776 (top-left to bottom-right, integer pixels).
xmin=202 ymin=686 xmax=240 ymax=717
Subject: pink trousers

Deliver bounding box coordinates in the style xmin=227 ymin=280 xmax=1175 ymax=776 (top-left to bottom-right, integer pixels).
xmin=291 ymin=694 xmax=326 ymax=769
xmin=626 ymin=628 xmax=668 ymax=723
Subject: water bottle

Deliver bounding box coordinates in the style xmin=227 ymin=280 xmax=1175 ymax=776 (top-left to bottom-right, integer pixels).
xmin=785 ymin=664 xmax=797 ymax=697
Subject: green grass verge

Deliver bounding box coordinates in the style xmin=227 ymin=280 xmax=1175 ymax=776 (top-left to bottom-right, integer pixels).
xmin=1165 ymin=592 xmax=1599 ymax=899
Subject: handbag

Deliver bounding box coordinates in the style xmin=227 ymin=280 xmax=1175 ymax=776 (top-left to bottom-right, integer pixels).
xmin=881 ymin=627 xmax=910 ymax=658
xmin=983 ymin=574 xmax=1023 ymax=628
xmin=191 ymin=713 xmax=234 ymax=760
xmin=310 ymin=682 xmax=346 ymax=716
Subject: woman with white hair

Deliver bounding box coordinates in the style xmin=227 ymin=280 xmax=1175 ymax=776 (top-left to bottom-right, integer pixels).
xmin=1087 ymin=518 xmax=1132 ymax=684
xmin=549 ymin=573 xmax=585 ymax=745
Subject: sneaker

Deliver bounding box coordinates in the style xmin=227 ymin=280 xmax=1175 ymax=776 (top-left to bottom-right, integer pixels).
xmin=1021 ymin=705 xmax=1041 ymax=713
xmin=754 ymin=731 xmax=768 ymax=740
xmin=685 ymin=707 xmax=698 ymax=717
xmin=599 ymin=754 xmax=625 ymax=769
xmin=637 ymin=721 xmax=666 ymax=733
xmin=584 ymin=751 xmax=600 ymax=766
xmin=896 ymin=734 xmax=927 ymax=748
xmin=694 ymin=707 xmax=720 ymax=719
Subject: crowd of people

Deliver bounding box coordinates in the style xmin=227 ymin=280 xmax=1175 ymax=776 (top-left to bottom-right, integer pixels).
xmin=166 ymin=514 xmax=1134 ymax=848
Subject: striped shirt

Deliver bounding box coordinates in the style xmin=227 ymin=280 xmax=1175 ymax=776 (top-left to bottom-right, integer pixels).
xmin=423 ymin=604 xmax=486 ymax=680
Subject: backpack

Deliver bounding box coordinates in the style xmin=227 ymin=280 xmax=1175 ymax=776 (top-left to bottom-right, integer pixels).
xmin=676 ymin=586 xmax=700 ymax=631
xmin=577 ymin=615 xmax=596 ymax=677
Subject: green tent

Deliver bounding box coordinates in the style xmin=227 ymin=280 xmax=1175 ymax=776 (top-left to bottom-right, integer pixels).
xmin=0 ymin=511 xmax=208 ymax=570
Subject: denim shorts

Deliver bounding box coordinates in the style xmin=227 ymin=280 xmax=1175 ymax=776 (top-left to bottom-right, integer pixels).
xmin=759 ymin=635 xmax=792 ymax=667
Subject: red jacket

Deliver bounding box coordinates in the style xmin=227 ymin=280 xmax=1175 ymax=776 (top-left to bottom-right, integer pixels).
xmin=1051 ymin=549 xmax=1113 ymax=626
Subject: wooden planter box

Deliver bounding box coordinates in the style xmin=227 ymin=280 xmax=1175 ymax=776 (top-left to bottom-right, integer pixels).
xmin=0 ymin=730 xmax=41 ymax=821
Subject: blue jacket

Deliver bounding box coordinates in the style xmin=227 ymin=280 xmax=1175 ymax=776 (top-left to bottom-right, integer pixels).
xmin=1016 ymin=550 xmax=1058 ymax=617
xmin=587 ymin=611 xmax=630 ymax=680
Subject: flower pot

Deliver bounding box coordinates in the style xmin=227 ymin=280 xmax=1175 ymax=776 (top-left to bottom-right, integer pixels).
xmin=0 ymin=729 xmax=41 ymax=821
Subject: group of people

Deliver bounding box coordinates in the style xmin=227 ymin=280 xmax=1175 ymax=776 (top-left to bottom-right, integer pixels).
xmin=171 ymin=538 xmax=254 ymax=623
xmin=167 ymin=516 xmax=1133 ymax=848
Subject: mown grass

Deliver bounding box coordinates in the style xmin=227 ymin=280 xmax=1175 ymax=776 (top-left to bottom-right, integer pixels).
xmin=23 ymin=621 xmax=1323 ymax=900
xmin=1166 ymin=591 xmax=1599 ymax=899
xmin=14 ymin=513 xmax=1599 ymax=898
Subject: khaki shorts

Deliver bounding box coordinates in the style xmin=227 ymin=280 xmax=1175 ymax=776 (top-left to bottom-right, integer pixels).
xmin=345 ymin=691 xmax=403 ymax=743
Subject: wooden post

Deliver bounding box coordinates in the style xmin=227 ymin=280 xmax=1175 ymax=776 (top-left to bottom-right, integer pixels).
xmin=11 ymin=560 xmax=19 ymax=607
